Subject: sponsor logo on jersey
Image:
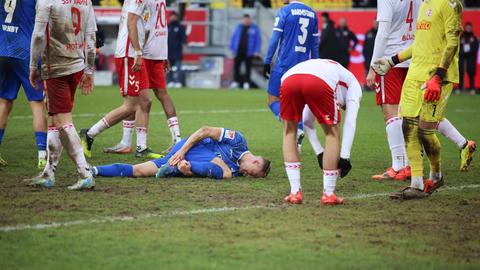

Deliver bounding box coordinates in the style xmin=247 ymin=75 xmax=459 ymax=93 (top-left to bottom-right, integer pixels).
xmin=295 ymin=46 xmax=306 ymax=53
xmin=1 ymin=24 xmax=18 ymax=33
xmin=290 ymin=9 xmax=315 ymax=19
xmin=402 ymin=33 xmax=415 ymax=41
xmin=416 ymin=21 xmax=431 ymax=30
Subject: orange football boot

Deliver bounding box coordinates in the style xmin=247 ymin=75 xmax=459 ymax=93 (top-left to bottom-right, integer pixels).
xmin=424 ymin=177 xmax=444 ymax=194
xmin=321 ymin=193 xmax=344 ymax=205
xmin=284 ymin=191 xmax=303 ymax=204
xmin=394 ymin=166 xmax=411 ymax=181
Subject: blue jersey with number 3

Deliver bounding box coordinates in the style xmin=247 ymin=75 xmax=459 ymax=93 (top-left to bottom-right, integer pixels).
xmin=265 ymin=1 xmax=319 ymax=73
xmin=0 ymin=0 xmax=36 ymax=60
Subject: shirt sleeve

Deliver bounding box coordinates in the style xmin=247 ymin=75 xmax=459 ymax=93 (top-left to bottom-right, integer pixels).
xmin=265 ymin=9 xmax=285 ymax=64
xmin=370 ymin=21 xmax=391 ymax=66
xmin=311 ymin=16 xmax=319 ymax=59
xmin=86 ymin=4 xmax=98 ymax=33
xmin=190 ymin=161 xmax=224 ymax=180
xmin=340 ymin=73 xmax=362 ymax=159
xmin=376 ymin=0 xmax=393 ymax=23
xmin=35 ymin=0 xmax=51 ymax=23
xmin=126 ymin=0 xmax=146 ymax=16
xmin=439 ymin=0 xmax=463 ymax=70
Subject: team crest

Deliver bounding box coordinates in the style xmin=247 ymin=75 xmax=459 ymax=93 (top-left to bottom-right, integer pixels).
xmin=225 ymin=130 xmax=235 ymax=140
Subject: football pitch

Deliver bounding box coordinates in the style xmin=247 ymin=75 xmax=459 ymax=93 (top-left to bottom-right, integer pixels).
xmin=0 ymin=87 xmax=479 ymax=269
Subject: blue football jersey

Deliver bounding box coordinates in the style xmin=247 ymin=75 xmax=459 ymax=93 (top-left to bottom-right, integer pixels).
xmin=0 ymin=0 xmax=36 ymax=59
xmin=266 ymin=2 xmax=319 ymax=73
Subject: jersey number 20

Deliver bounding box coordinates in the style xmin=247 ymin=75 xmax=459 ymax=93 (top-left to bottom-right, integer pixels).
xmin=298 ymin=17 xmax=309 ymax=45
xmin=4 ymin=0 xmax=17 ymax=24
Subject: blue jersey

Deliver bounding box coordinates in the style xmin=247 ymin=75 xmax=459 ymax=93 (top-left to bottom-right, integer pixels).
xmin=0 ymin=0 xmax=36 ymax=60
xmin=264 ymin=1 xmax=319 ymax=73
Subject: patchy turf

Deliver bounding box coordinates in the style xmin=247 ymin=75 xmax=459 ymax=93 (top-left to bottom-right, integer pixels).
xmin=0 ymin=87 xmax=479 ymax=269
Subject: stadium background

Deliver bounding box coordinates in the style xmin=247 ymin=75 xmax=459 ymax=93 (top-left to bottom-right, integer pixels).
xmin=92 ymin=0 xmax=480 ymax=88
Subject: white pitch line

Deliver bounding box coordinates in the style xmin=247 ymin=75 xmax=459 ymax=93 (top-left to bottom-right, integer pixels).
xmin=10 ymin=108 xmax=270 ymax=120
xmin=0 ymin=184 xmax=478 ymax=233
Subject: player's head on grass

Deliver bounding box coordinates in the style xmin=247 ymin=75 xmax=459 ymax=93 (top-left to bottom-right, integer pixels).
xmin=239 ymin=154 xmax=271 ymax=178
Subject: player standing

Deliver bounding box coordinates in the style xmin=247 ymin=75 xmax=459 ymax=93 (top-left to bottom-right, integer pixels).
xmin=373 ymin=0 xmax=465 ymax=199
xmin=263 ymin=0 xmax=319 ymax=149
xmin=27 ymin=0 xmax=97 ymax=190
xmin=303 ymin=62 xmax=362 ymax=173
xmin=103 ymin=0 xmax=182 ymax=155
xmin=281 ymin=59 xmax=361 ymax=205
xmin=0 ymin=0 xmax=47 ymax=168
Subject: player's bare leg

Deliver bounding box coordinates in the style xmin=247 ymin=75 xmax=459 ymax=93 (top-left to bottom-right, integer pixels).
xmin=437 ymin=118 xmax=476 ymax=171
xmin=372 ymin=104 xmax=410 ymax=181
xmin=153 ymin=87 xmax=181 ymax=146
xmin=320 ymin=123 xmax=344 ymax=205
xmin=0 ymin=98 xmax=13 ymax=166
xmin=303 ymin=106 xmax=325 ymax=168
xmin=282 ymin=120 xmax=303 ymax=204
xmin=29 ymin=100 xmax=48 ymax=169
xmin=134 ymin=89 xmax=162 ymax=158
xmin=81 ymin=95 xmax=140 ymax=158
xmin=270 ymin=94 xmax=304 ymax=151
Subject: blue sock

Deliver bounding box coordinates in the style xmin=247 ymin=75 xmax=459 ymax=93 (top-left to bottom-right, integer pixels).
xmin=298 ymin=121 xmax=303 ymax=131
xmin=269 ymin=101 xmax=281 ymax=121
xmin=0 ymin=128 xmax=4 ymax=145
xmin=35 ymin=131 xmax=47 ymax=151
xmin=96 ymin=163 xmax=134 ymax=177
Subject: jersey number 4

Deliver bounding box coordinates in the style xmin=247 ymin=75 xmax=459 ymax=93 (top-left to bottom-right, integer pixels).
xmin=298 ymin=17 xmax=309 ymax=45
xmin=4 ymin=0 xmax=17 ymax=24
xmin=406 ymin=0 xmax=414 ymax=31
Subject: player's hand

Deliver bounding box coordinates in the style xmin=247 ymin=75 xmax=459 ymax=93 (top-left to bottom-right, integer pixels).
xmin=372 ymin=57 xmax=394 ymax=76
xmin=168 ymin=150 xmax=186 ymax=166
xmin=132 ymin=55 xmax=143 ymax=72
xmin=263 ymin=63 xmax=271 ymax=79
xmin=423 ymin=75 xmax=442 ymax=102
xmin=338 ymin=158 xmax=352 ymax=178
xmin=79 ymin=73 xmax=94 ymax=95
xmin=177 ymin=160 xmax=193 ymax=176
xmin=164 ymin=59 xmax=171 ymax=73
xmin=366 ymin=67 xmax=377 ymax=88
xmin=29 ymin=69 xmax=40 ymax=90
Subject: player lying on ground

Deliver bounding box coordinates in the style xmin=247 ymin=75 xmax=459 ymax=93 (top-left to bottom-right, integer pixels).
xmin=263 ymin=0 xmax=319 ymax=150
xmin=367 ymin=0 xmax=475 ymax=181
xmin=302 ymin=61 xmax=362 ymax=172
xmin=373 ymin=0 xmax=470 ymax=199
xmin=103 ymin=0 xmax=182 ymax=156
xmin=281 ymin=59 xmax=361 ymax=205
xmin=27 ymin=0 xmax=97 ymax=190
xmin=0 ymin=1 xmax=47 ymax=169
xmin=92 ymin=126 xmax=271 ymax=180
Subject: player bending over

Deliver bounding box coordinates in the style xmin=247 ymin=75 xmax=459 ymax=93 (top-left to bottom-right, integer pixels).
xmin=27 ymin=0 xmax=97 ymax=190
xmin=373 ymin=0 xmax=468 ymax=199
xmin=92 ymin=126 xmax=271 ymax=180
xmin=104 ymin=0 xmax=182 ymax=156
xmin=367 ymin=0 xmax=475 ymax=181
xmin=303 ymin=62 xmax=362 ymax=172
xmin=281 ymin=59 xmax=361 ymax=205
xmin=263 ymin=0 xmax=319 ymax=150
xmin=0 ymin=0 xmax=47 ymax=169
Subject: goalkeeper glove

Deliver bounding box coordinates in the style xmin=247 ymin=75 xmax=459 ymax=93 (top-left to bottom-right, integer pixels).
xmin=338 ymin=158 xmax=352 ymax=178
xmin=263 ymin=63 xmax=271 ymax=79
xmin=424 ymin=68 xmax=445 ymax=102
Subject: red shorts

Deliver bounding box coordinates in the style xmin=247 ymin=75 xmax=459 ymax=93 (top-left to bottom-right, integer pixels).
xmin=375 ymin=67 xmax=408 ymax=105
xmin=42 ymin=70 xmax=83 ymax=115
xmin=115 ymin=57 xmax=149 ymax=97
xmin=280 ymin=74 xmax=341 ymax=125
xmin=144 ymin=59 xmax=167 ymax=89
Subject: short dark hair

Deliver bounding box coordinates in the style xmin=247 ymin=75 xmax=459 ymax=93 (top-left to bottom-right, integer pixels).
xmin=261 ymin=157 xmax=271 ymax=178
xmin=465 ymin=22 xmax=472 ymax=27
xmin=321 ymin=12 xmax=329 ymax=19
xmin=243 ymin=14 xmax=250 ymax=18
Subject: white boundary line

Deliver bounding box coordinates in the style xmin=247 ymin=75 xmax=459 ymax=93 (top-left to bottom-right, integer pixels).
xmin=11 ymin=108 xmax=270 ymax=120
xmin=0 ymin=184 xmax=478 ymax=233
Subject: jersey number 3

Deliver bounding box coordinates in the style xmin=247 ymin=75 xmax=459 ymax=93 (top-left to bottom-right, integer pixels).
xmin=4 ymin=0 xmax=17 ymax=24
xmin=298 ymin=17 xmax=309 ymax=45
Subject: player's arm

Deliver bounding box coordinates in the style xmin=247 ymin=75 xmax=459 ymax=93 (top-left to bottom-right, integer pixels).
xmin=372 ymin=45 xmax=412 ymax=75
xmin=311 ymin=17 xmax=320 ymax=59
xmin=190 ymin=158 xmax=232 ymax=180
xmin=438 ymin=0 xmax=463 ymax=75
xmin=79 ymin=4 xmax=97 ymax=95
xmin=349 ymin=30 xmax=358 ymax=50
xmin=127 ymin=12 xmax=143 ymax=71
xmin=168 ymin=126 xmax=223 ymax=165
xmin=29 ymin=0 xmax=51 ymax=90
xmin=264 ymin=10 xmax=285 ymax=78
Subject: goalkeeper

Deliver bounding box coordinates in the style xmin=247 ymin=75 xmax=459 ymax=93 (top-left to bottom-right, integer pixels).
xmin=373 ymin=0 xmax=463 ymax=199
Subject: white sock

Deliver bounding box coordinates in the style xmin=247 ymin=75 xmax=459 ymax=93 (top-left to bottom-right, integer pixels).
xmin=43 ymin=126 xmax=63 ymax=178
xmin=411 ymin=176 xmax=424 ymax=190
xmin=59 ymin=123 xmax=90 ymax=179
xmin=386 ymin=117 xmax=407 ymax=171
xmin=285 ymin=162 xmax=301 ymax=193
xmin=323 ymin=170 xmax=339 ymax=196
xmin=38 ymin=150 xmax=47 ymax=160
xmin=136 ymin=127 xmax=147 ymax=150
xmin=304 ymin=125 xmax=324 ymax=155
xmin=437 ymin=119 xmax=467 ymax=150
xmin=167 ymin=117 xmax=181 ymax=144
xmin=87 ymin=117 xmax=110 ymax=138
xmin=120 ymin=120 xmax=135 ymax=146
xmin=429 ymin=171 xmax=442 ymax=181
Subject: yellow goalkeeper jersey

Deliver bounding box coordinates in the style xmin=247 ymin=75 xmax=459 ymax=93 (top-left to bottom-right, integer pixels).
xmin=404 ymin=0 xmax=463 ymax=83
